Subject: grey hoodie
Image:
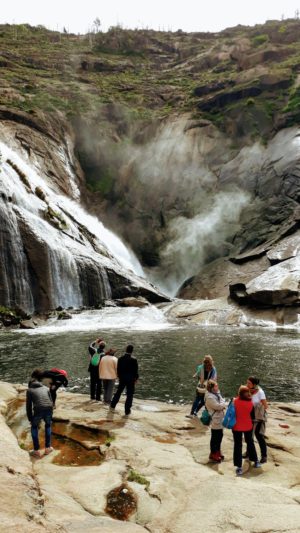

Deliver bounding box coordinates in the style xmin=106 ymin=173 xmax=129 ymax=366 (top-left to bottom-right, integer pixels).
xmin=26 ymin=380 xmax=53 ymax=421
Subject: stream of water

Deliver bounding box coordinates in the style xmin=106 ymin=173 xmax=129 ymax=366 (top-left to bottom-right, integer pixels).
xmin=0 ymin=307 xmax=299 ymax=405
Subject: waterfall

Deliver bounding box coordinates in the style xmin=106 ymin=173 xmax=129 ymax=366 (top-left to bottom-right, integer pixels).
xmin=0 ymin=139 xmax=144 ymax=312
xmin=0 ymin=197 xmax=34 ymax=312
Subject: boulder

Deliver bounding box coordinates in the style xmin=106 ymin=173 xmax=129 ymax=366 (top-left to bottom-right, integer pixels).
xmin=0 ymin=383 xmax=300 ymax=532
xmin=116 ymin=297 xmax=150 ymax=308
xmin=230 ymin=256 xmax=300 ymax=306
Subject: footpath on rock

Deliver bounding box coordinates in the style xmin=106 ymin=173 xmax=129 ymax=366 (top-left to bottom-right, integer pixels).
xmin=0 ymin=381 xmax=300 ymax=533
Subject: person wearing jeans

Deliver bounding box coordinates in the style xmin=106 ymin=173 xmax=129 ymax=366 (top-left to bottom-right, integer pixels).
xmin=26 ymin=368 xmax=54 ymax=458
xmin=187 ymin=355 xmax=217 ymax=418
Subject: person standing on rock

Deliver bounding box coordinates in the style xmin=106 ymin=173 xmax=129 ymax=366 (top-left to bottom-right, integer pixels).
xmin=186 ymin=355 xmax=217 ymax=418
xmin=88 ymin=337 xmax=103 ymax=357
xmin=232 ymin=385 xmax=261 ymax=476
xmin=110 ymin=344 xmax=139 ymax=416
xmin=26 ymin=368 xmax=54 ymax=458
xmin=99 ymin=348 xmax=118 ymax=404
xmin=88 ymin=341 xmax=106 ymax=401
xmin=243 ymin=377 xmax=268 ymax=464
xmin=205 ymin=380 xmax=227 ymax=463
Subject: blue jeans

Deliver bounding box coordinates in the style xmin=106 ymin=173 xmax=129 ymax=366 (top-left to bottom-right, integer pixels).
xmin=31 ymin=409 xmax=52 ymax=451
xmin=191 ymin=392 xmax=205 ymax=415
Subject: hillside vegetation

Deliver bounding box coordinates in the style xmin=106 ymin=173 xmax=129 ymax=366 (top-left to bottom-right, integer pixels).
xmin=1 ymin=19 xmax=300 ymax=135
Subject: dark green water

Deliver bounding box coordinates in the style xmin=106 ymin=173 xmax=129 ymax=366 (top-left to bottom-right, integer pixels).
xmin=0 ymin=316 xmax=299 ymax=404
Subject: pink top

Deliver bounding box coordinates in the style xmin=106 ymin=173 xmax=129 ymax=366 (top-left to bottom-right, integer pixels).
xmin=99 ymin=356 xmax=118 ymax=379
xmin=233 ymin=397 xmax=253 ymax=432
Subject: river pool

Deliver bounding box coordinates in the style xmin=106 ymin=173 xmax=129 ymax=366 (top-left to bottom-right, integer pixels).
xmin=0 ymin=307 xmax=299 ymax=404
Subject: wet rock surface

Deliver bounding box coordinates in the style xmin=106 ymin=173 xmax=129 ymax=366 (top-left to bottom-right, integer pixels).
xmin=1 ymin=382 xmax=300 ymax=532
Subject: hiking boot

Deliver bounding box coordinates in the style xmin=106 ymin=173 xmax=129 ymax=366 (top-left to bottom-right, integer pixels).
xmin=254 ymin=461 xmax=262 ymax=468
xmin=260 ymin=456 xmax=267 ymax=464
xmin=219 ymin=452 xmax=225 ymax=461
xmin=30 ymin=450 xmax=42 ymax=458
xmin=236 ymin=467 xmax=243 ymax=476
xmin=44 ymin=447 xmax=54 ymax=455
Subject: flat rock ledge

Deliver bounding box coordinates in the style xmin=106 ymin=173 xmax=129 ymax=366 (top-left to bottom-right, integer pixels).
xmin=0 ymin=382 xmax=300 ymax=533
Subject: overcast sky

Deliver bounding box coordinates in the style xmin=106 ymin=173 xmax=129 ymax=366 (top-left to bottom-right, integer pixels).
xmin=2 ymin=1 xmax=300 ymax=34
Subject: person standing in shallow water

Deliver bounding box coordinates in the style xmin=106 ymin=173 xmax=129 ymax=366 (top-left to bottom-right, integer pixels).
xmin=110 ymin=344 xmax=139 ymax=416
xmin=26 ymin=368 xmax=54 ymax=458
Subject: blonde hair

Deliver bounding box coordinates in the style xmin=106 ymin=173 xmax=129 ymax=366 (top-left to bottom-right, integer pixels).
xmin=203 ymin=355 xmax=214 ymax=368
xmin=206 ymin=379 xmax=217 ymax=392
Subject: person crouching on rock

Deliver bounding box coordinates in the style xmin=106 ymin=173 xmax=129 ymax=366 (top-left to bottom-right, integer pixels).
xmin=26 ymin=368 xmax=54 ymax=458
xmin=99 ymin=348 xmax=118 ymax=404
xmin=232 ymin=385 xmax=261 ymax=476
xmin=41 ymin=368 xmax=68 ymax=408
xmin=205 ymin=379 xmax=227 ymax=463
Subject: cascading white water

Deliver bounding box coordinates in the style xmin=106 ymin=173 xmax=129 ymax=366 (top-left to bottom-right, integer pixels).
xmin=0 ymin=140 xmax=145 ymax=311
xmin=0 ymin=197 xmax=35 ymax=311
xmin=49 ymin=248 xmax=83 ymax=309
xmin=56 ymin=196 xmax=145 ymax=277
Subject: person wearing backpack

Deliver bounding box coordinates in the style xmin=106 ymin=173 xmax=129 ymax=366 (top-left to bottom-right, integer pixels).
xmin=205 ymin=379 xmax=227 ymax=463
xmin=88 ymin=337 xmax=103 ymax=357
xmin=232 ymin=385 xmax=261 ymax=476
xmin=186 ymin=355 xmax=217 ymax=418
xmin=88 ymin=341 xmax=105 ymax=401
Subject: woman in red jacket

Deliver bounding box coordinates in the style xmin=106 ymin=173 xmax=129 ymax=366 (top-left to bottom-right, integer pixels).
xmin=233 ymin=385 xmax=261 ymax=476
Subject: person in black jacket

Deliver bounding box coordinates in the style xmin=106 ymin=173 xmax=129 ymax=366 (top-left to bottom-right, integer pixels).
xmin=26 ymin=368 xmax=53 ymax=457
xmin=110 ymin=344 xmax=139 ymax=415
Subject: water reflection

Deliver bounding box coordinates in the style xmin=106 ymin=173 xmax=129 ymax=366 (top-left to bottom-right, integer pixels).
xmin=0 ymin=324 xmax=299 ymax=403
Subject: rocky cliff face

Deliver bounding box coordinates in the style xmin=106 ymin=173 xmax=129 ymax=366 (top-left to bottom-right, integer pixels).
xmin=1 ymin=21 xmax=300 ymax=314
xmin=0 ymin=118 xmax=167 ymax=314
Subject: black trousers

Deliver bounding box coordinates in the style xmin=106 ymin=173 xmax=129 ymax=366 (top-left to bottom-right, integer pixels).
xmin=90 ymin=371 xmax=102 ymax=400
xmin=111 ymin=380 xmax=135 ymax=414
xmin=210 ymin=429 xmax=223 ymax=453
xmin=233 ymin=429 xmax=258 ymax=468
xmin=50 ymin=384 xmax=62 ymax=406
xmin=254 ymin=422 xmax=267 ymax=458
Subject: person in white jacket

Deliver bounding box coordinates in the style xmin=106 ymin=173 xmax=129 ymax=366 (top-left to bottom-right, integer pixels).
xmin=99 ymin=348 xmax=118 ymax=404
xmin=205 ymin=380 xmax=227 ymax=463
